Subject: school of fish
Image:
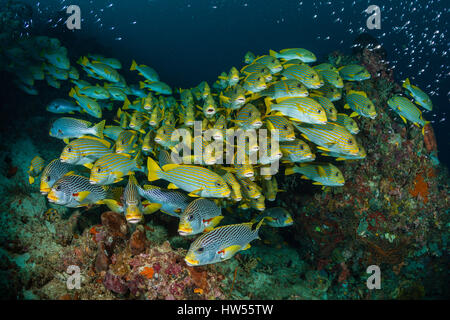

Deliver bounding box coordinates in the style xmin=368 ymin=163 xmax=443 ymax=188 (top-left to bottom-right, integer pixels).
xmin=21 ymin=37 xmax=433 ymax=266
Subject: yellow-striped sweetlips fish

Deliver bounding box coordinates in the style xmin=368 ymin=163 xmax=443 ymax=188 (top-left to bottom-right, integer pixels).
xmin=334 ymin=113 xmax=360 ymax=135
xmin=78 ymin=85 xmax=110 ymax=100
xmin=402 ymin=78 xmax=432 ymax=111
xmin=147 ymin=157 xmax=230 ymax=198
xmin=49 ymin=117 xmax=105 ymax=142
xmin=242 ymin=72 xmax=267 ymax=93
xmin=265 ymin=97 xmax=327 ymax=124
xmin=123 ymin=174 xmax=143 ymax=224
xmin=47 ymin=174 xmax=109 ymax=208
xmin=221 ymin=171 xmax=242 ymax=202
xmin=130 ymin=60 xmax=159 ymax=82
xmin=184 ymin=219 xmax=265 ymax=266
xmin=28 ymin=156 xmax=45 ymax=184
xmin=253 ymin=55 xmax=283 ymax=73
xmin=316 ymin=69 xmax=344 ymax=88
xmin=89 ymin=152 xmax=145 ymax=185
xmin=178 ymin=198 xmax=224 ymax=236
xmin=238 ymin=177 xmax=262 ymax=200
xmin=240 ymin=63 xmax=273 ymax=81
xmin=137 ymin=185 xmax=191 ymax=218
xmin=235 ymin=103 xmax=263 ymax=129
xmin=264 ymin=115 xmax=296 ymax=142
xmin=219 ymin=84 xmax=246 ymax=110
xmin=280 ymin=139 xmax=315 ymax=163
xmin=345 ymin=90 xmax=377 ymax=119
xmin=115 ymin=130 xmax=140 ymax=154
xmin=69 ymin=87 xmax=102 ymax=118
xmin=254 ymin=207 xmax=294 ymax=227
xmin=60 ymin=136 xmax=112 ymax=166
xmin=259 ymin=79 xmax=309 ymax=101
xmin=313 ymin=96 xmax=338 ymax=121
xmin=40 ymin=159 xmax=75 ymax=194
xmin=88 ymin=54 xmax=122 ymax=69
xmin=270 ymin=48 xmax=316 ymax=63
xmin=78 ymin=56 xmax=121 ymax=82
xmin=285 ymin=162 xmax=345 ymax=186
xmin=387 ymin=95 xmax=428 ymax=130
xmin=338 ymin=64 xmax=371 ymax=81
xmin=293 ymin=122 xmax=360 ymax=156
xmin=140 ymin=81 xmax=172 ymax=95
xmin=281 ymin=64 xmax=323 ymax=89
xmin=320 ymin=143 xmax=367 ymax=160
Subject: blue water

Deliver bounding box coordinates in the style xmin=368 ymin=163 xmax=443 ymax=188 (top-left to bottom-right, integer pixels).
xmin=24 ymin=0 xmax=450 ymax=166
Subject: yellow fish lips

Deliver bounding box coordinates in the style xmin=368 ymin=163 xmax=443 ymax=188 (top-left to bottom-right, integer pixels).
xmin=125 ymin=207 xmax=143 ymax=224
xmin=40 ymin=182 xmax=51 ymax=195
xmin=184 ymin=254 xmax=199 ymax=266
xmin=178 ymin=223 xmax=193 ymax=236
xmin=47 ymin=190 xmax=59 ymax=203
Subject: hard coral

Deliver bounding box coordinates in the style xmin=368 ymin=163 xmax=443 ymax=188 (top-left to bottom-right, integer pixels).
xmin=423 ymin=123 xmax=437 ymax=154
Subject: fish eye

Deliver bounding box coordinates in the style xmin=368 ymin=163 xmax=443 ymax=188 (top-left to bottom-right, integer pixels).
xmin=246 ymin=186 xmax=251 ymax=191
xmin=282 ymin=125 xmax=288 ymax=130
xmin=187 ymin=214 xmax=194 ymax=221
xmin=310 ymin=75 xmax=314 ymax=79
xmin=215 ymin=181 xmax=222 ymax=187
xmin=46 ymin=175 xmax=51 ymax=182
xmin=335 ymin=172 xmax=339 ymax=177
xmin=196 ymin=247 xmax=204 ymax=253
xmin=56 ymin=185 xmax=61 ymax=191
xmin=67 ymin=147 xmax=72 ymax=152
xmin=317 ymin=110 xmax=322 ymax=114
xmin=348 ymin=139 xmax=353 ymax=144
xmin=300 ymin=145 xmax=304 ymax=150
xmin=97 ymin=167 xmax=102 ymax=173
xmin=297 ymin=84 xmax=302 ymax=88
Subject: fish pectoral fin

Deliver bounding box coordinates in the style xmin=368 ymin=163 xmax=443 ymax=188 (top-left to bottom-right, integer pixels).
xmin=242 ymin=243 xmax=251 ymax=250
xmin=142 ymin=201 xmax=162 ymax=214
xmin=102 ymin=199 xmax=123 ymax=213
xmin=344 ymin=104 xmax=350 ymax=109
xmin=203 ymin=215 xmax=224 ymax=228
xmin=217 ymin=245 xmax=242 ymax=260
xmin=313 ymin=182 xmax=323 ymax=185
xmin=167 ymin=183 xmax=179 ymax=189
xmin=350 ymin=112 xmax=359 ymax=118
xmin=74 ymin=191 xmax=90 ymax=202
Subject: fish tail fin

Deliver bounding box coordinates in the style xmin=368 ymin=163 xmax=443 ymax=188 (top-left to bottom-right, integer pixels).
xmin=147 ymin=157 xmax=162 ymax=181
xmin=93 ymin=120 xmax=105 ymax=139
xmin=403 ymin=78 xmax=410 ymax=89
xmin=269 ymin=49 xmax=277 ymax=58
xmin=130 ymin=59 xmax=137 ymax=71
xmin=253 ymin=216 xmax=266 ymax=239
xmin=81 ymin=56 xmax=89 ymax=66
xmin=69 ymin=87 xmax=76 ymax=98
xmin=123 ymin=97 xmax=131 ymax=110
xmin=285 ymin=166 xmax=296 ymax=176
xmin=139 ymin=81 xmax=146 ymax=89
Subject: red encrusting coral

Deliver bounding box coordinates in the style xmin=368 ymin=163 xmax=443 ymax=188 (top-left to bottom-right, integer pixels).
xmin=409 ymin=173 xmax=429 ymax=204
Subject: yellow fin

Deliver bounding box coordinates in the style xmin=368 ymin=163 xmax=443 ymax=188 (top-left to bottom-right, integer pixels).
xmin=167 ymin=183 xmax=179 ymax=189
xmin=29 ymin=176 xmax=35 ymax=184
xmin=130 ymin=59 xmax=137 ymax=71
xmin=400 ymin=115 xmax=407 ymax=124
xmin=83 ymin=163 xmax=94 ymax=169
xmin=147 ymin=157 xmax=161 ymax=181
xmin=285 ymin=167 xmax=295 ymax=175
xmin=188 ymin=188 xmax=203 ymax=197
xmin=142 ymin=201 xmax=162 ymax=214
xmin=317 ymin=166 xmax=326 ymax=177
xmin=76 ymin=191 xmax=91 ymax=202
xmin=269 ymin=49 xmax=277 ymax=58
xmin=162 ymin=163 xmax=181 ymax=172
xmin=218 ymin=244 xmax=242 ymax=259
xmin=63 ymin=138 xmax=70 ymax=144
xmin=204 ymin=215 xmax=224 ymax=228
xmin=403 ymin=78 xmax=410 ymax=89
xmin=242 ymin=243 xmax=251 ymax=250
xmin=350 ymin=112 xmax=359 ymax=118
xmin=344 ymin=104 xmax=350 ymax=109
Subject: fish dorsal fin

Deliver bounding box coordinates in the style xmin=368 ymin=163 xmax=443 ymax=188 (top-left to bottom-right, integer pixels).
xmin=348 ymin=90 xmax=367 ymax=97
xmin=80 ymin=135 xmax=111 ymax=148
xmin=162 ymin=163 xmax=181 ymax=172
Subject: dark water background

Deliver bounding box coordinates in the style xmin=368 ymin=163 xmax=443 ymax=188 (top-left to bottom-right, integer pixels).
xmin=18 ymin=0 xmax=450 ymax=167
